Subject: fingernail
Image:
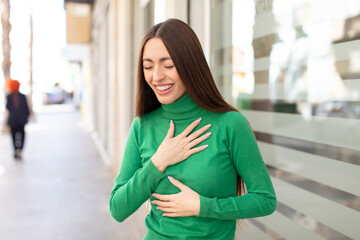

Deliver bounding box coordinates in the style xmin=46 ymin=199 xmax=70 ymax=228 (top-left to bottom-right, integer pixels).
xmin=170 ymin=120 xmax=173 ymax=125
xmin=207 ymin=132 xmax=212 ymax=136
xmin=206 ymin=124 xmax=212 ymax=128
xmin=197 ymin=118 xmax=202 ymax=122
xmin=205 ymin=145 xmax=209 ymax=148
xmin=168 ymin=176 xmax=174 ymax=181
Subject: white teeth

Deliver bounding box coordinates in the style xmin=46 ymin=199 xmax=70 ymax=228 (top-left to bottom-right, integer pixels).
xmin=156 ymin=85 xmax=173 ymax=91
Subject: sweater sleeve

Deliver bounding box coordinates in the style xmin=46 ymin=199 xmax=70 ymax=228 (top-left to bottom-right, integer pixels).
xmin=109 ymin=117 xmax=166 ymax=222
xmin=198 ymin=112 xmax=276 ymax=220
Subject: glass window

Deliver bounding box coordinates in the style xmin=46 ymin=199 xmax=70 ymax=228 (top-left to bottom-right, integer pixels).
xmin=210 ymin=0 xmax=360 ymax=239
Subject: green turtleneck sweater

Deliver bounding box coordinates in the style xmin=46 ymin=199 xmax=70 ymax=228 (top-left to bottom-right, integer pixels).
xmin=110 ymin=94 xmax=276 ymax=239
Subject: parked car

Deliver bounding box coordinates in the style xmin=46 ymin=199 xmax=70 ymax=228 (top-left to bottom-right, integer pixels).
xmin=43 ymin=84 xmax=66 ymax=104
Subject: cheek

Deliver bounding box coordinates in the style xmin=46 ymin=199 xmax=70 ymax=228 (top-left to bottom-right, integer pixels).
xmin=179 ymin=82 xmax=186 ymax=94
xmin=171 ymin=71 xmax=183 ymax=86
xmin=174 ymin=75 xmax=186 ymax=92
xmin=144 ymin=72 xmax=152 ymax=84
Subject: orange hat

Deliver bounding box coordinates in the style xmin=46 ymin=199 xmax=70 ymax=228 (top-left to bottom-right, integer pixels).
xmin=7 ymin=78 xmax=20 ymax=92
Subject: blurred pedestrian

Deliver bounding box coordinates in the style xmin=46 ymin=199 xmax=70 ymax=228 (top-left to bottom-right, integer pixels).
xmin=110 ymin=19 xmax=276 ymax=239
xmin=5 ymin=78 xmax=30 ymax=159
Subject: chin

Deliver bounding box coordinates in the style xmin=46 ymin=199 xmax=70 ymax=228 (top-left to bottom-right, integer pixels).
xmin=156 ymin=95 xmax=178 ymax=104
xmin=157 ymin=97 xmax=175 ymax=104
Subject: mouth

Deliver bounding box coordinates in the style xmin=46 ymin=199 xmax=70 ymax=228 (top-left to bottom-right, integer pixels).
xmin=154 ymin=84 xmax=174 ymax=95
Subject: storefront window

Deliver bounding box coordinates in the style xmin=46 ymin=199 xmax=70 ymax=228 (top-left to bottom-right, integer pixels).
xmin=211 ymin=0 xmax=360 ymax=239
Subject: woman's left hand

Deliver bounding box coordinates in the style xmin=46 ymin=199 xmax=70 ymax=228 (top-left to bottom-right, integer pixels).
xmin=152 ymin=176 xmax=200 ymax=217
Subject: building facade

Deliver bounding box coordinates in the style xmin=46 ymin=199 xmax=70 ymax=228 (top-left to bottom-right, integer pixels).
xmin=82 ymin=0 xmax=360 ymax=239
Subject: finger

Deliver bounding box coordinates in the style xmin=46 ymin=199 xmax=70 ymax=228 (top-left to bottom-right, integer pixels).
xmin=179 ymin=118 xmax=202 ymax=137
xmin=187 ymin=124 xmax=211 ymax=142
xmin=168 ymin=176 xmax=188 ymax=191
xmin=152 ymin=193 xmax=174 ymax=201
xmin=188 ymin=132 xmax=211 ymax=149
xmin=187 ymin=144 xmax=208 ymax=157
xmin=156 ymin=206 xmax=175 ymax=213
xmin=152 ymin=200 xmax=174 ymax=208
xmin=165 ymin=120 xmax=175 ymax=138
xmin=163 ymin=212 xmax=179 ymax=217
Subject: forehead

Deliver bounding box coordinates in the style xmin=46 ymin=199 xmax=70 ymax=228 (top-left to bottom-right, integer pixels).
xmin=143 ymin=38 xmax=171 ymax=60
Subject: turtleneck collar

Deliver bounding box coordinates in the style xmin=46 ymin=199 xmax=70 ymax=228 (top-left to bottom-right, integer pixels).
xmin=161 ymin=93 xmax=204 ymax=120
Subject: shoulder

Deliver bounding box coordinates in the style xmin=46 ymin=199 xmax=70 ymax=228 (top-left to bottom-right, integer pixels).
xmin=130 ymin=116 xmax=141 ymax=130
xmin=214 ymin=111 xmax=254 ymax=139
xmin=141 ymin=107 xmax=162 ymax=122
xmin=19 ymin=93 xmax=27 ymax=99
xmin=131 ymin=107 xmax=161 ymax=130
xmin=215 ymin=111 xmax=249 ymax=127
xmin=223 ymin=110 xmax=247 ymax=120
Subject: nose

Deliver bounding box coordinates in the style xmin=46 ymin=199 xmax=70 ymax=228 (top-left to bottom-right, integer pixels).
xmin=153 ymin=66 xmax=165 ymax=82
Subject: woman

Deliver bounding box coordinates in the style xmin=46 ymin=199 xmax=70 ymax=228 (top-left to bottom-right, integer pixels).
xmin=6 ymin=79 xmax=30 ymax=159
xmin=110 ymin=19 xmax=276 ymax=239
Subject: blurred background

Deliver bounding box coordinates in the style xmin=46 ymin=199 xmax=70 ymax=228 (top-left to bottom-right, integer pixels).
xmin=0 ymin=0 xmax=359 ymax=239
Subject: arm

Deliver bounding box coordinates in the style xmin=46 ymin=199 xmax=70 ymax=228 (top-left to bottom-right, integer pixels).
xmin=109 ymin=117 xmax=166 ymax=222
xmin=5 ymin=95 xmax=11 ymax=111
xmin=23 ymin=94 xmax=31 ymax=118
xmin=152 ymin=113 xmax=276 ymax=219
xmin=111 ymin=118 xmax=211 ymax=221
xmin=198 ymin=112 xmax=276 ymax=220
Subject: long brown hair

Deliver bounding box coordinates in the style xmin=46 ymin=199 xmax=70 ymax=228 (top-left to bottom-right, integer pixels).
xmin=136 ymin=18 xmax=245 ymax=196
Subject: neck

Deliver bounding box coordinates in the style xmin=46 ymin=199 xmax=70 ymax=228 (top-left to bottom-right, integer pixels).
xmin=161 ymin=93 xmax=204 ymax=120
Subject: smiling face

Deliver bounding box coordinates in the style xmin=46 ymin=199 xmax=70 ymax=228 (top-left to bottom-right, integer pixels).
xmin=142 ymin=38 xmax=186 ymax=105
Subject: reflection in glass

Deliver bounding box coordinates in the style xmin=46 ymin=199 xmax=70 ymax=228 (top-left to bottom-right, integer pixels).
xmin=223 ymin=0 xmax=360 ymax=239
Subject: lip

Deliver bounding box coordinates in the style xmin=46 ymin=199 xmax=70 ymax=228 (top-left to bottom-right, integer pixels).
xmin=154 ymin=84 xmax=174 ymax=95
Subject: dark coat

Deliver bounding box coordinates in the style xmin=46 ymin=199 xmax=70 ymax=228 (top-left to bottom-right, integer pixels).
xmin=6 ymin=93 xmax=30 ymax=127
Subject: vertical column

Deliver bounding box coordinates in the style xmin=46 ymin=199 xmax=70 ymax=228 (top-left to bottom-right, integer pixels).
xmin=107 ymin=0 xmax=119 ymax=167
xmin=112 ymin=0 xmax=136 ymax=175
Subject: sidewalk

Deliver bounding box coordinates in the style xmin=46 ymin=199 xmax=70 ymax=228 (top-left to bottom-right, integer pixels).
xmin=0 ymin=105 xmax=145 ymax=240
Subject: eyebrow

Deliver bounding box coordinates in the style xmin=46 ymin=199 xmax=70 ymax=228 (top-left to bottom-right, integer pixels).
xmin=142 ymin=57 xmax=172 ymax=62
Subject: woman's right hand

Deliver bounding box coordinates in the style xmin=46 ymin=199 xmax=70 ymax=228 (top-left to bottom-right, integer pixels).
xmin=151 ymin=118 xmax=211 ymax=172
